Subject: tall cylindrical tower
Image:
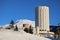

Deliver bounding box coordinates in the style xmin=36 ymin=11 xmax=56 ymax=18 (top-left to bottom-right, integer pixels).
xmin=35 ymin=6 xmax=49 ymax=31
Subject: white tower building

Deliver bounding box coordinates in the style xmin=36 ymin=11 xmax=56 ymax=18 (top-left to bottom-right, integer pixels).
xmin=35 ymin=6 xmax=50 ymax=32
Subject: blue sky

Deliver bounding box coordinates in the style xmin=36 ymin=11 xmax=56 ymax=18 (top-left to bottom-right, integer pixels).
xmin=0 ymin=0 xmax=60 ymax=25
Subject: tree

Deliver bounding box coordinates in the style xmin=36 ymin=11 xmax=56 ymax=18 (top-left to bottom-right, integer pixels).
xmin=10 ymin=20 xmax=14 ymax=25
xmin=29 ymin=26 xmax=33 ymax=34
xmin=14 ymin=25 xmax=18 ymax=31
xmin=58 ymin=23 xmax=60 ymax=26
xmin=10 ymin=20 xmax=14 ymax=28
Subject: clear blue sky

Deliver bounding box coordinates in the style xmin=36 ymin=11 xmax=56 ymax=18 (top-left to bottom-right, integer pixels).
xmin=0 ymin=0 xmax=60 ymax=25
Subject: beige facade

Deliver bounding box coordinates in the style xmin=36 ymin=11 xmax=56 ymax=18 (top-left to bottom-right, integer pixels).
xmin=35 ymin=6 xmax=50 ymax=31
xmin=23 ymin=24 xmax=30 ymax=30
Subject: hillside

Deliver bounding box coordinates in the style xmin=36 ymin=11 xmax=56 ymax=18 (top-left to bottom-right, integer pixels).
xmin=0 ymin=29 xmax=51 ymax=40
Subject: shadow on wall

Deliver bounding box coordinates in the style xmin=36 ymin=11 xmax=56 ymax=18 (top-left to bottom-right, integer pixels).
xmin=23 ymin=24 xmax=33 ymax=34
